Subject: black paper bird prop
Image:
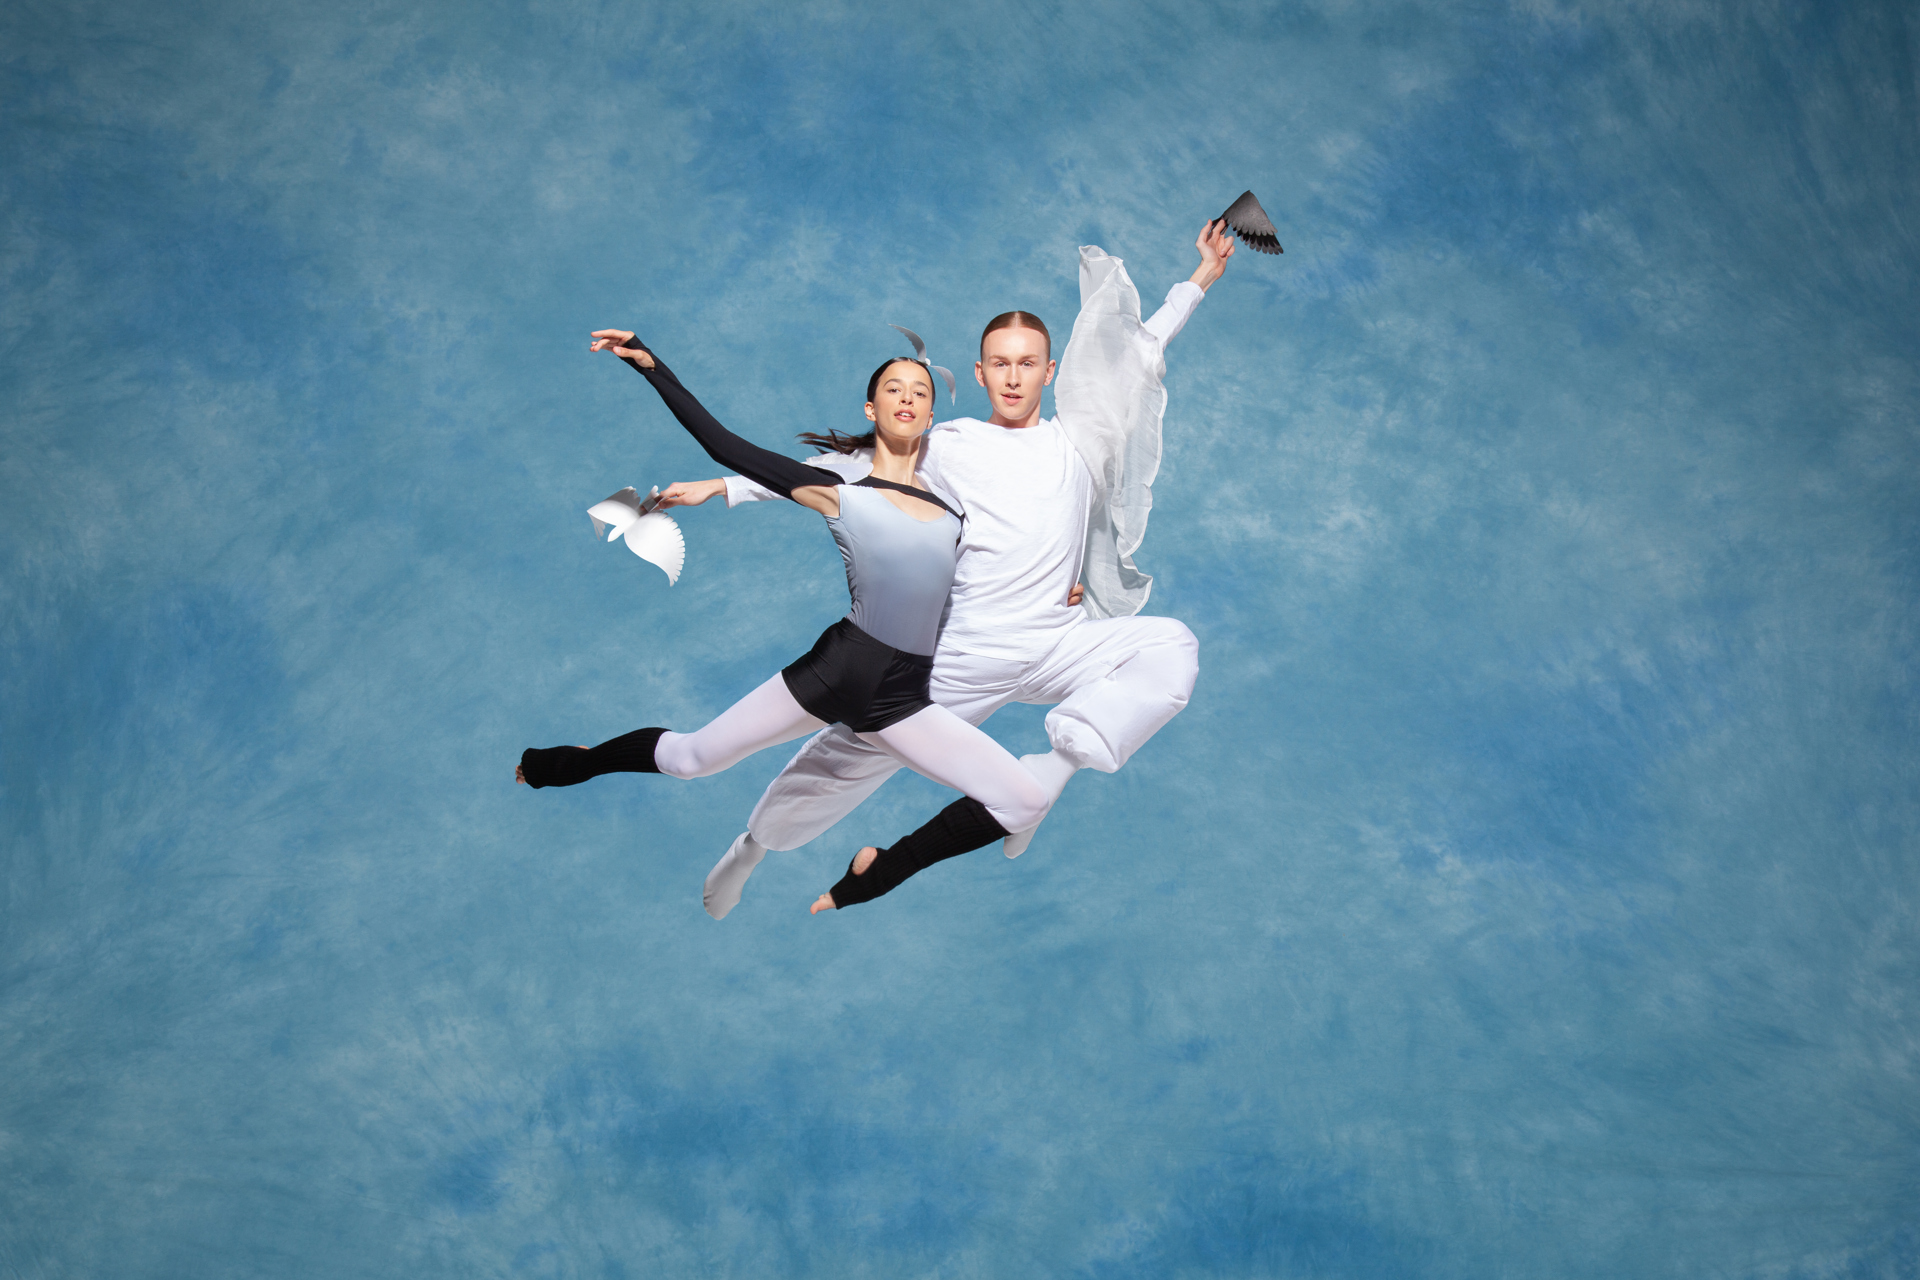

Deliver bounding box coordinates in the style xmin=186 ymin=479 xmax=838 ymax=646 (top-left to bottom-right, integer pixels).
xmin=1218 ymin=191 xmax=1282 ymax=255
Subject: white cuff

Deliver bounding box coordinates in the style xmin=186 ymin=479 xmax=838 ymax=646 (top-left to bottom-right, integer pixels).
xmin=724 ymin=474 xmax=781 ymax=507
xmin=1142 ymin=280 xmax=1205 ymax=348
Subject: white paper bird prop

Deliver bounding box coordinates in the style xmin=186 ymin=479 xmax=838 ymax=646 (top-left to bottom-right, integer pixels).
xmin=587 ymin=486 xmax=685 ymax=585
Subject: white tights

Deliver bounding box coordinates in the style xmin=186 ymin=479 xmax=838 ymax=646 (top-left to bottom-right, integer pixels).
xmin=654 ymin=674 xmax=1050 ymax=834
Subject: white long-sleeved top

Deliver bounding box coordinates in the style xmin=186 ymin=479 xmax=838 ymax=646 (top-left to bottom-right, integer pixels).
xmin=723 ymin=264 xmax=1202 ymax=664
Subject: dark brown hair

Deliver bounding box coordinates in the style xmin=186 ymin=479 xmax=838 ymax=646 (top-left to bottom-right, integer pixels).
xmin=979 ymin=311 xmax=1050 ymax=357
xmin=796 ymin=357 xmax=930 ymax=454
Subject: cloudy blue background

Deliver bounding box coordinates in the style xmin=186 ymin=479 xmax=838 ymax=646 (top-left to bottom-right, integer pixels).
xmin=5 ymin=0 xmax=1918 ymax=1274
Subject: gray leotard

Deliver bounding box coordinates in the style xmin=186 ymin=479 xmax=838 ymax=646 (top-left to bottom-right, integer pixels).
xmin=616 ymin=345 xmax=961 ymax=664
xmin=827 ymin=484 xmax=961 ymax=657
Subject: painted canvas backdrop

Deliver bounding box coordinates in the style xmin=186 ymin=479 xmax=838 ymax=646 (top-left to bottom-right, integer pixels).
xmin=4 ymin=1 xmax=1916 ymax=1275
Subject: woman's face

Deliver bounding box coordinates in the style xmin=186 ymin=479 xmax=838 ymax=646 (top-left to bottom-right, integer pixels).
xmin=863 ymin=360 xmax=936 ymax=442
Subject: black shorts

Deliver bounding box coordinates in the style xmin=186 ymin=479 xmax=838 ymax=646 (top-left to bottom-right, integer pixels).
xmin=781 ymin=618 xmax=935 ymax=733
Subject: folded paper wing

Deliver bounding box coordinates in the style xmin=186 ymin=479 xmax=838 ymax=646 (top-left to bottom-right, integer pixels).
xmin=587 ymin=486 xmax=640 ymax=540
xmin=587 ymin=486 xmax=686 ymax=586
xmin=1218 ymin=190 xmax=1283 ymax=255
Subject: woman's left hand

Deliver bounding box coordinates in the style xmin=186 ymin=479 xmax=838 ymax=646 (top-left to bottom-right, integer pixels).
xmin=590 ymin=329 xmax=654 ymax=367
xmin=657 ymin=479 xmax=728 ymax=509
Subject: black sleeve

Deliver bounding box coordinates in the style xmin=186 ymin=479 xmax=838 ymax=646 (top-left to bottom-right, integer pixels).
xmin=828 ymin=797 xmax=1010 ymax=907
xmin=619 ymin=344 xmax=835 ymax=500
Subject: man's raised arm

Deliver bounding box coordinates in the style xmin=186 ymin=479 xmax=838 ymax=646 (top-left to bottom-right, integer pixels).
xmin=1141 ymin=219 xmax=1234 ymax=349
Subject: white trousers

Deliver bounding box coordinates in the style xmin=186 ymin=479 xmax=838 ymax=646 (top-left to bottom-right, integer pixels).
xmin=653 ymin=674 xmax=1050 ymax=834
xmin=746 ymin=615 xmax=1199 ymax=850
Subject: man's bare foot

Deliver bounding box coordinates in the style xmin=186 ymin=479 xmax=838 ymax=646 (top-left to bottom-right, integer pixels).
xmin=517 ymin=748 xmax=587 ymax=785
xmin=705 ymin=832 xmax=766 ymax=920
xmin=810 ymin=846 xmax=880 ymax=913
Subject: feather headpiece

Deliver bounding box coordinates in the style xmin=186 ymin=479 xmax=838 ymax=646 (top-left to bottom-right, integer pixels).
xmin=887 ymin=324 xmax=957 ymax=403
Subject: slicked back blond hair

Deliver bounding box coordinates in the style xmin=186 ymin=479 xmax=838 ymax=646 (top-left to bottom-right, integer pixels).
xmin=979 ymin=311 xmax=1051 ymax=358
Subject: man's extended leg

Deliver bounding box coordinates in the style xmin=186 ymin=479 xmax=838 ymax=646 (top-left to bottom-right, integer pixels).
xmin=745 ymin=726 xmax=902 ymax=850
xmin=703 ymin=726 xmax=895 ymax=919
xmin=1001 ymin=614 xmax=1199 ymax=856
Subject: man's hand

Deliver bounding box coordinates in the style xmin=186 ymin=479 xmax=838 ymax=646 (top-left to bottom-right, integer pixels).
xmin=590 ymin=329 xmax=654 ymax=367
xmin=1190 ymin=220 xmax=1235 ymax=292
xmin=657 ymin=479 xmax=728 ymax=509
xmin=1068 ymin=582 xmax=1084 ymax=607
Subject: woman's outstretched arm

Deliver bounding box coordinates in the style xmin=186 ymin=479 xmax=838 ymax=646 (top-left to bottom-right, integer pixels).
xmin=590 ymin=330 xmax=839 ymax=517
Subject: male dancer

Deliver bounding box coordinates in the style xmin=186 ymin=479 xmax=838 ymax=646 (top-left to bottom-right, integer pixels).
xmin=666 ymin=221 xmax=1234 ymax=917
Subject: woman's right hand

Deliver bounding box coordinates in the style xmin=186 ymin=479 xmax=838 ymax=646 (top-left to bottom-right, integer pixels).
xmin=656 ymin=479 xmax=728 ymax=509
xmin=589 ymin=329 xmax=654 ymax=367
xmin=1189 ymin=220 xmax=1235 ymax=292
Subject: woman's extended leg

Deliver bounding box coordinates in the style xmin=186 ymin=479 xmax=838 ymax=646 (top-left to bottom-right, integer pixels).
xmin=810 ymin=706 xmax=1050 ymax=912
xmin=653 ymin=674 xmax=827 ymax=779
xmin=866 ymin=706 xmax=1050 ymax=833
xmin=519 ymin=674 xmax=825 ymax=788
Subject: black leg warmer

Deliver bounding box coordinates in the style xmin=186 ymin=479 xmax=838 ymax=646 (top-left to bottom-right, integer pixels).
xmin=519 ymin=728 xmax=666 ymax=789
xmin=829 ymin=796 xmax=1011 ymax=908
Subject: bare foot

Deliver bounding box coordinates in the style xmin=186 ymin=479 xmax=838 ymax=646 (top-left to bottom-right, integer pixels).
xmin=704 ymin=833 xmax=766 ymax=921
xmin=810 ymin=846 xmax=880 ymax=914
xmin=517 ymin=748 xmax=587 ymax=786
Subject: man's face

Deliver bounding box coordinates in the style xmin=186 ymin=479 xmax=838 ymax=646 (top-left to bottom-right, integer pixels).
xmin=975 ymin=326 xmax=1056 ymax=424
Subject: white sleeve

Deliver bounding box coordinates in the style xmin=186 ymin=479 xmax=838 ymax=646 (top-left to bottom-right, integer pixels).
xmin=723 ymin=474 xmax=782 ymax=506
xmin=1140 ymin=280 xmax=1204 ymax=349
xmin=722 ymin=450 xmax=871 ymax=507
xmin=912 ymin=430 xmax=966 ymax=516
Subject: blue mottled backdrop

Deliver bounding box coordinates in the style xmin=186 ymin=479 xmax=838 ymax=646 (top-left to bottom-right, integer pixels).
xmin=5 ymin=1 xmax=1917 ymax=1275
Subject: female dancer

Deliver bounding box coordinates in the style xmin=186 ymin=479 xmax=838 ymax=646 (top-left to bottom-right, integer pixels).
xmin=517 ymin=330 xmax=1049 ymax=914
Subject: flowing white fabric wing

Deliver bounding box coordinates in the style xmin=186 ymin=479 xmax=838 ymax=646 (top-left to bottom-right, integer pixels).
xmin=1053 ymin=245 xmax=1168 ymax=619
xmin=586 ymin=486 xmax=685 ymax=586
